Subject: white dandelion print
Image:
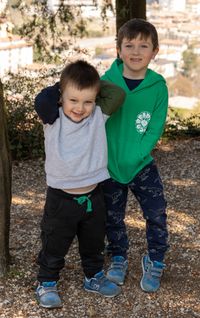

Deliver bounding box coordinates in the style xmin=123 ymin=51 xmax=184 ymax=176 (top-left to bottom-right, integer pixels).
xmin=135 ymin=111 xmax=151 ymax=133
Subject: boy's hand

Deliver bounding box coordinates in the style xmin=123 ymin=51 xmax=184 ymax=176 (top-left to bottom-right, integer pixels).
xmin=34 ymin=82 xmax=61 ymax=124
xmin=96 ymin=80 xmax=125 ymax=115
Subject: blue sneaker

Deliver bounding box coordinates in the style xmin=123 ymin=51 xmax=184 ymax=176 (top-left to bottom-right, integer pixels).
xmin=84 ymin=271 xmax=121 ymax=297
xmin=140 ymin=254 xmax=166 ymax=292
xmin=36 ymin=281 xmax=62 ymax=308
xmin=106 ymin=256 xmax=128 ymax=285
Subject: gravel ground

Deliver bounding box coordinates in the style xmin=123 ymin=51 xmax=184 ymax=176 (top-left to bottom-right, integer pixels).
xmin=0 ymin=138 xmax=200 ymax=318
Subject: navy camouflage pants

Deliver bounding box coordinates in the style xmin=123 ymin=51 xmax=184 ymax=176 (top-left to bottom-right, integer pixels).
xmin=102 ymin=160 xmax=169 ymax=262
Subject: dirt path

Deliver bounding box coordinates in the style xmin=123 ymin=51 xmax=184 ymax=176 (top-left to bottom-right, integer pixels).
xmin=0 ymin=138 xmax=199 ymax=318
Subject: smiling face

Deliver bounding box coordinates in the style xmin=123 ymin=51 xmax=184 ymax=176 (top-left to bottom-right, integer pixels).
xmin=61 ymin=84 xmax=97 ymax=123
xmin=118 ymin=34 xmax=159 ymax=79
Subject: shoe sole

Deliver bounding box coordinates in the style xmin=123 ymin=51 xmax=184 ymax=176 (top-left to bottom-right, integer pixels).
xmin=84 ymin=287 xmax=121 ymax=297
xmin=36 ymin=295 xmax=63 ymax=309
xmin=38 ymin=303 xmax=63 ymax=309
xmin=106 ymin=274 xmax=124 ymax=286
xmin=37 ymin=299 xmax=63 ymax=309
xmin=140 ymin=256 xmax=148 ymax=292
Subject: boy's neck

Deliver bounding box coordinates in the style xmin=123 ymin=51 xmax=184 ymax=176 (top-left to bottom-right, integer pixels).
xmin=123 ymin=77 xmax=143 ymax=91
xmin=122 ymin=72 xmax=146 ymax=80
xmin=123 ymin=75 xmax=144 ymax=81
xmin=122 ymin=68 xmax=148 ymax=80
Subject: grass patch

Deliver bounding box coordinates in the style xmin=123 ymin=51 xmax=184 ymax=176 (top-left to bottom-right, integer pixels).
xmin=168 ymin=104 xmax=200 ymax=119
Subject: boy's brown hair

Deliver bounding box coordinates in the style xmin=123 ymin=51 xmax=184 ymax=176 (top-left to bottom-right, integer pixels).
xmin=117 ymin=18 xmax=159 ymax=50
xmin=60 ymin=60 xmax=100 ymax=95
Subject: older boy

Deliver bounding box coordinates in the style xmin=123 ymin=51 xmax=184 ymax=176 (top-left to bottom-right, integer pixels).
xmin=101 ymin=18 xmax=169 ymax=292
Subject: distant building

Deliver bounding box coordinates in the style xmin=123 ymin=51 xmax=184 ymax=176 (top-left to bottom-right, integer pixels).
xmin=150 ymin=58 xmax=176 ymax=78
xmin=159 ymin=0 xmax=186 ymax=11
xmin=169 ymin=96 xmax=199 ymax=109
xmin=170 ymin=0 xmax=186 ymax=12
xmin=158 ymin=39 xmax=187 ymax=70
xmin=47 ymin=0 xmax=108 ymax=12
xmin=193 ymin=43 xmax=200 ymax=55
xmin=186 ymin=0 xmax=200 ymax=14
xmin=0 ymin=0 xmax=7 ymax=13
xmin=0 ymin=16 xmax=33 ymax=77
xmin=47 ymin=0 xmax=115 ymax=17
xmin=159 ymin=38 xmax=187 ymax=52
xmin=0 ymin=35 xmax=33 ymax=77
xmin=158 ymin=0 xmax=169 ymax=9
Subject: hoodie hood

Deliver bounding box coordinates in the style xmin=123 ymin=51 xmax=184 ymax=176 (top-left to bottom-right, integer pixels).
xmin=103 ymin=58 xmax=166 ymax=94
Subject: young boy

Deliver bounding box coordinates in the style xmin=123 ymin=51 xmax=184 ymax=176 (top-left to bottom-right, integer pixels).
xmin=101 ymin=18 xmax=169 ymax=292
xmin=34 ymin=60 xmax=125 ymax=308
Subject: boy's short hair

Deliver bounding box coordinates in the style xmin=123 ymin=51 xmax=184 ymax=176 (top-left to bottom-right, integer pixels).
xmin=117 ymin=18 xmax=159 ymax=50
xmin=60 ymin=60 xmax=100 ymax=94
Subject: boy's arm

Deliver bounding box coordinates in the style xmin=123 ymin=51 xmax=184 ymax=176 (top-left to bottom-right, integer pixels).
xmin=34 ymin=82 xmax=61 ymax=124
xmin=140 ymin=83 xmax=168 ymax=160
xmin=35 ymin=80 xmax=125 ymax=123
xmin=96 ymin=80 xmax=125 ymax=115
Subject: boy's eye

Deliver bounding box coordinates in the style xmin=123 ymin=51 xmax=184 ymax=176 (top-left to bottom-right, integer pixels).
xmin=70 ymin=99 xmax=77 ymax=103
xmin=85 ymin=101 xmax=93 ymax=105
xmin=141 ymin=44 xmax=148 ymax=48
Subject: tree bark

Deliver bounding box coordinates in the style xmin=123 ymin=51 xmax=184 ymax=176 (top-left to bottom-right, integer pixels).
xmin=0 ymin=80 xmax=11 ymax=276
xmin=116 ymin=0 xmax=146 ymax=34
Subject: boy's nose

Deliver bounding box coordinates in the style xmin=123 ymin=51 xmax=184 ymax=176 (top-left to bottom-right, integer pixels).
xmin=76 ymin=103 xmax=84 ymax=112
xmin=132 ymin=47 xmax=140 ymax=54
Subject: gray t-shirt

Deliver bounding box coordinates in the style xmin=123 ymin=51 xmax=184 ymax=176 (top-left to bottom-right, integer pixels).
xmin=44 ymin=106 xmax=109 ymax=189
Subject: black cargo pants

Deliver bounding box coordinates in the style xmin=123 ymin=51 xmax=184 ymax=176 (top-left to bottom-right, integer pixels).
xmin=37 ymin=185 xmax=106 ymax=282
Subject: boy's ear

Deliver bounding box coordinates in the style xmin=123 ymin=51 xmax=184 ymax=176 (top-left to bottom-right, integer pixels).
xmin=117 ymin=47 xmax=121 ymax=58
xmin=59 ymin=96 xmax=63 ymax=105
xmin=152 ymin=47 xmax=159 ymax=59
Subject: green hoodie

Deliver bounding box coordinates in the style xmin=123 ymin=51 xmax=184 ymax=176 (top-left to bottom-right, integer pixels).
xmin=101 ymin=58 xmax=168 ymax=184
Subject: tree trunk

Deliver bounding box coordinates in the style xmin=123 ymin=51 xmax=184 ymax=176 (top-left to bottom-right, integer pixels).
xmin=0 ymin=80 xmax=11 ymax=276
xmin=116 ymin=0 xmax=146 ymax=34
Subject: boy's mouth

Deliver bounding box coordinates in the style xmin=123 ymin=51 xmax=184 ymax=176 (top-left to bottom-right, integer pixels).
xmin=72 ymin=111 xmax=84 ymax=117
xmin=67 ymin=112 xmax=86 ymax=123
xmin=130 ymin=58 xmax=142 ymax=62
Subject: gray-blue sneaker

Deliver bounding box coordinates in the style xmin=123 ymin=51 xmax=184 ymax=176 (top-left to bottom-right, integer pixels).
xmin=84 ymin=270 xmax=121 ymax=297
xmin=140 ymin=254 xmax=166 ymax=292
xmin=36 ymin=281 xmax=62 ymax=308
xmin=106 ymin=256 xmax=128 ymax=285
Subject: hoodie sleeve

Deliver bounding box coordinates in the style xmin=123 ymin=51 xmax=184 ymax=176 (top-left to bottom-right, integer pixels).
xmin=140 ymin=82 xmax=168 ymax=160
xmin=34 ymin=82 xmax=61 ymax=124
xmin=96 ymin=80 xmax=125 ymax=116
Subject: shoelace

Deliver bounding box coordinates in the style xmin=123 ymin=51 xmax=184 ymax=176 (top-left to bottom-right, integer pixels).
xmin=73 ymin=195 xmax=92 ymax=212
